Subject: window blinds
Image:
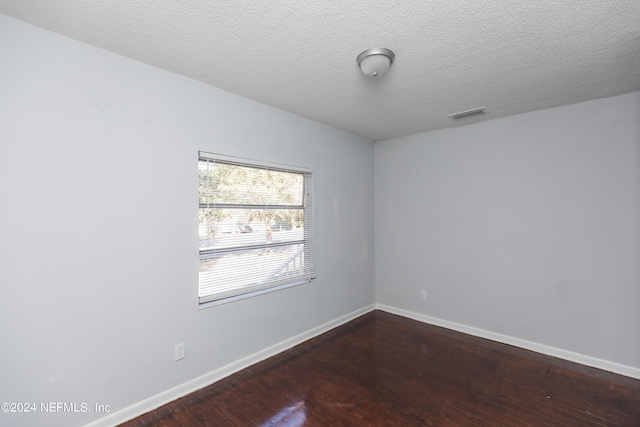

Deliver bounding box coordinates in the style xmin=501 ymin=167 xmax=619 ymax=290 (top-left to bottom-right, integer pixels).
xmin=198 ymin=152 xmax=315 ymax=304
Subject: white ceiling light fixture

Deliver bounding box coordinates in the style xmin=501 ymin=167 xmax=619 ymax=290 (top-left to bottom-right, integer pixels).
xmin=357 ymin=48 xmax=395 ymax=77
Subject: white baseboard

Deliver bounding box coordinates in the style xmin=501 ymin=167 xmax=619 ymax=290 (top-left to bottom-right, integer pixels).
xmin=85 ymin=304 xmax=376 ymax=427
xmin=376 ymin=303 xmax=640 ymax=380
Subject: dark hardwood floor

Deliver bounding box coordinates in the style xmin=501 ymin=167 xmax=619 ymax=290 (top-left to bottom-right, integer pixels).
xmin=120 ymin=310 xmax=640 ymax=426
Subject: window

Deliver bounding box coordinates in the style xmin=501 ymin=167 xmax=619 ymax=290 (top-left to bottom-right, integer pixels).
xmin=198 ymin=152 xmax=315 ymax=305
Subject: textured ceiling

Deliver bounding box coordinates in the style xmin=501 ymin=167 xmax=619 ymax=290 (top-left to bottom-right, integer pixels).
xmin=1 ymin=1 xmax=639 ymax=141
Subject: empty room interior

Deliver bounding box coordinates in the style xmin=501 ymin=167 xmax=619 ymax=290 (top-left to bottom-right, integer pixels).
xmin=1 ymin=2 xmax=639 ymax=426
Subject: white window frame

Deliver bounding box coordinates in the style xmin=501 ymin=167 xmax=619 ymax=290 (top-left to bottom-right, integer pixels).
xmin=198 ymin=152 xmax=315 ymax=306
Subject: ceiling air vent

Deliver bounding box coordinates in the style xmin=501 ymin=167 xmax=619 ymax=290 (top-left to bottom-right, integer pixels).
xmin=448 ymin=107 xmax=486 ymax=119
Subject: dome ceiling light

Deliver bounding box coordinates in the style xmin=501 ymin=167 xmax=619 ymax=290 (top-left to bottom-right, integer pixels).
xmin=357 ymin=48 xmax=395 ymax=77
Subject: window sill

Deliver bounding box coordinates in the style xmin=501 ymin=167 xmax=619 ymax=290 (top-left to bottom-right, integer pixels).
xmin=198 ymin=278 xmax=315 ymax=310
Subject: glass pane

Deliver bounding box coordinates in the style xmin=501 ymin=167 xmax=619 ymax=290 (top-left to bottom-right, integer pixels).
xmin=199 ymin=161 xmax=304 ymax=206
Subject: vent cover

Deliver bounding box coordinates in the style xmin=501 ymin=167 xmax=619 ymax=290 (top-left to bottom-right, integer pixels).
xmin=448 ymin=107 xmax=486 ymax=119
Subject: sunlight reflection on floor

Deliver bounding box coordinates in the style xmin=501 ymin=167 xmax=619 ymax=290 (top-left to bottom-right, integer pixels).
xmin=258 ymin=400 xmax=306 ymax=426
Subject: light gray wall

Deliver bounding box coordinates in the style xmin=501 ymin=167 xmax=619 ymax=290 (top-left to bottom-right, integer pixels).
xmin=375 ymin=91 xmax=640 ymax=369
xmin=0 ymin=15 xmax=374 ymax=427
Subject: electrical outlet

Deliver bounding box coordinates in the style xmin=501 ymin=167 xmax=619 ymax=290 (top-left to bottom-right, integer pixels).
xmin=175 ymin=343 xmax=185 ymax=361
xmin=420 ymin=290 xmax=427 ymax=300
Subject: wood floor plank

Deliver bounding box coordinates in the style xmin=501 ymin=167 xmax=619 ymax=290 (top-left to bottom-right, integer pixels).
xmin=120 ymin=311 xmax=640 ymax=426
xmin=180 ymin=387 xmax=251 ymax=427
